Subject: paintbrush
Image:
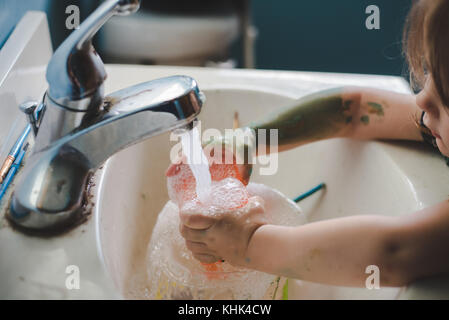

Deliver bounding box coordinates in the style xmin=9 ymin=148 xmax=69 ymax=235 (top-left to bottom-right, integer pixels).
xmin=0 ymin=124 xmax=31 ymax=184
xmin=0 ymin=142 xmax=29 ymax=202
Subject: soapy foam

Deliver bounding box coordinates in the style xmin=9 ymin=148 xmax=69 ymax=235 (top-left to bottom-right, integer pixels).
xmin=167 ymin=162 xmax=247 ymax=215
xmin=180 ymin=177 xmax=249 ymax=215
xmin=146 ymin=129 xmax=305 ymax=299
xmin=146 ymin=200 xmax=272 ymax=299
xmin=145 ymin=182 xmax=306 ymax=300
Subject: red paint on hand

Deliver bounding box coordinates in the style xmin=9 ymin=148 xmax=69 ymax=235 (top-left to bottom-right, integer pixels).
xmin=166 ymin=147 xmax=249 ymax=276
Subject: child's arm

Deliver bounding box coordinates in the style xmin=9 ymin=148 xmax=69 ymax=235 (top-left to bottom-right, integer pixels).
xmin=180 ymin=87 xmax=443 ymax=287
xmin=247 ymin=199 xmax=449 ymax=287
xmin=203 ymin=87 xmax=423 ymax=183
xmin=251 ymin=86 xmax=424 ymax=153
xmin=181 ymin=199 xmax=449 ymax=287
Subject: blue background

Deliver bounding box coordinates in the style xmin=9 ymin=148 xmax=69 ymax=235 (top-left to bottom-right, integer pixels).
xmin=0 ymin=0 xmax=412 ymax=76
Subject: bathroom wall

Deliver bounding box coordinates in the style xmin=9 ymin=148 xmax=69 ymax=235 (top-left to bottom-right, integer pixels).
xmin=0 ymin=0 xmax=49 ymax=49
xmin=0 ymin=0 xmax=98 ymax=51
xmin=249 ymin=0 xmax=412 ymax=75
xmin=1 ymin=0 xmax=411 ymax=76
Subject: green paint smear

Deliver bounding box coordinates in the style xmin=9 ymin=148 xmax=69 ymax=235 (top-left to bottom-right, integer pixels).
xmin=282 ymin=279 xmax=289 ymax=300
xmin=360 ymin=115 xmax=370 ymax=124
xmin=250 ymin=88 xmax=348 ymax=146
xmin=342 ymin=99 xmax=352 ymax=111
xmin=272 ymin=276 xmax=281 ymax=299
xmin=367 ymin=102 xmax=384 ymax=116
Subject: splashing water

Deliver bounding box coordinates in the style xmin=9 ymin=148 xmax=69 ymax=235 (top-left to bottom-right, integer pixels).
xmin=143 ymin=126 xmax=306 ymax=299
xmin=144 ymin=182 xmax=306 ymax=300
xmin=180 ymin=127 xmax=211 ymax=204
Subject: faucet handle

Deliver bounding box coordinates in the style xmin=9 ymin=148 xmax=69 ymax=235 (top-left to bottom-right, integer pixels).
xmin=46 ymin=0 xmax=140 ymax=111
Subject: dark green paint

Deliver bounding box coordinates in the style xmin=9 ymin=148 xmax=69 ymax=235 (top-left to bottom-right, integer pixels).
xmin=342 ymin=100 xmax=352 ymax=111
xmin=367 ymin=102 xmax=384 ymax=116
xmin=250 ymin=88 xmax=350 ymax=147
xmin=360 ymin=115 xmax=370 ymax=125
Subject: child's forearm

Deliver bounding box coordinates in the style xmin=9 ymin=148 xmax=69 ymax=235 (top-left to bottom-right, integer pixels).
xmin=249 ymin=87 xmax=422 ymax=153
xmin=244 ymin=215 xmax=407 ymax=287
xmin=249 ymin=87 xmax=357 ymax=152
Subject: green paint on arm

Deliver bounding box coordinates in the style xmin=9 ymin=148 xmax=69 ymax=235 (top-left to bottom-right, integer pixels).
xmin=342 ymin=100 xmax=352 ymax=111
xmin=250 ymin=88 xmax=352 ymax=147
xmin=360 ymin=115 xmax=370 ymax=125
xmin=367 ymin=102 xmax=384 ymax=116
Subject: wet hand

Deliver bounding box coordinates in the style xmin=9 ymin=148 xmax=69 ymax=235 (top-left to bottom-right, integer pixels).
xmin=179 ymin=196 xmax=267 ymax=266
xmin=202 ymin=127 xmax=256 ymax=185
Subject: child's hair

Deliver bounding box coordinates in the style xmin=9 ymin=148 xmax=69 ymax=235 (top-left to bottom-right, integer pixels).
xmin=403 ymin=0 xmax=449 ymax=107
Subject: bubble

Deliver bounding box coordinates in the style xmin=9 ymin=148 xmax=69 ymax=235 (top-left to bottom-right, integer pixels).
xmin=143 ymin=143 xmax=306 ymax=300
xmin=144 ymin=181 xmax=306 ymax=300
xmin=167 ymin=162 xmax=247 ymax=213
xmin=181 ymin=178 xmax=249 ymax=216
xmin=145 ymin=200 xmax=276 ymax=300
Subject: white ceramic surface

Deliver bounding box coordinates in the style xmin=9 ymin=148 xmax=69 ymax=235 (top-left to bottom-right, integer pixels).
xmin=2 ymin=12 xmax=449 ymax=300
xmin=0 ymin=12 xmax=118 ymax=300
xmin=101 ymin=11 xmax=239 ymax=65
xmin=96 ymin=66 xmax=449 ymax=300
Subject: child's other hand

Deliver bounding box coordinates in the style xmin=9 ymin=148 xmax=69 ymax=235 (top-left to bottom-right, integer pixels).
xmin=202 ymin=127 xmax=255 ymax=185
xmin=166 ymin=127 xmax=255 ymax=186
xmin=179 ymin=196 xmax=267 ymax=266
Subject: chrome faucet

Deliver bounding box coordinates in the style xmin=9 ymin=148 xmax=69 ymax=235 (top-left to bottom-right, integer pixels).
xmin=7 ymin=0 xmax=204 ymax=234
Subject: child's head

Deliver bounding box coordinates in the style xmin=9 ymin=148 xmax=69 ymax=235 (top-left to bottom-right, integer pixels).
xmin=404 ymin=0 xmax=449 ymax=155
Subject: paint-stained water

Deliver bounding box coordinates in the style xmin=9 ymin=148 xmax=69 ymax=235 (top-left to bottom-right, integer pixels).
xmin=144 ymin=180 xmax=306 ymax=300
xmin=142 ymin=127 xmax=306 ymax=300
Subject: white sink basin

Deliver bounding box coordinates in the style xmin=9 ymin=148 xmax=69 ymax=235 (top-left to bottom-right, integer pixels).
xmin=96 ymin=83 xmax=446 ymax=299
xmin=4 ymin=12 xmax=449 ymax=300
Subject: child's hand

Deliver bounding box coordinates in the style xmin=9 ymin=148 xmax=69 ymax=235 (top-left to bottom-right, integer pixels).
xmin=179 ymin=196 xmax=267 ymax=266
xmin=202 ymin=127 xmax=255 ymax=185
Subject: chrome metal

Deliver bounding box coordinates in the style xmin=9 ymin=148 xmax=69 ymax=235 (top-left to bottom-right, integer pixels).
xmin=19 ymin=101 xmax=46 ymax=136
xmin=19 ymin=101 xmax=37 ymax=114
xmin=46 ymin=0 xmax=139 ymax=109
xmin=9 ymin=75 xmax=202 ymax=232
xmin=8 ymin=0 xmax=204 ymax=233
xmin=19 ymin=101 xmax=38 ymax=135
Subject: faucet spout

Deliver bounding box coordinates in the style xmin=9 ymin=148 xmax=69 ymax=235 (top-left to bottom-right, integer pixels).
xmin=6 ymin=0 xmax=206 ymax=235
xmin=8 ymin=76 xmax=204 ymax=233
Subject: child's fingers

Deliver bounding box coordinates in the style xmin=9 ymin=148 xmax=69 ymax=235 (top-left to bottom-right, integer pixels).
xmin=180 ymin=211 xmax=215 ymax=229
xmin=192 ymin=253 xmax=220 ymax=264
xmin=247 ymin=195 xmax=265 ymax=213
xmin=179 ymin=223 xmax=208 ymax=242
xmin=185 ymin=240 xmax=215 ymax=255
xmin=232 ymin=196 xmax=268 ymax=227
xmin=234 ymin=195 xmax=265 ymax=216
